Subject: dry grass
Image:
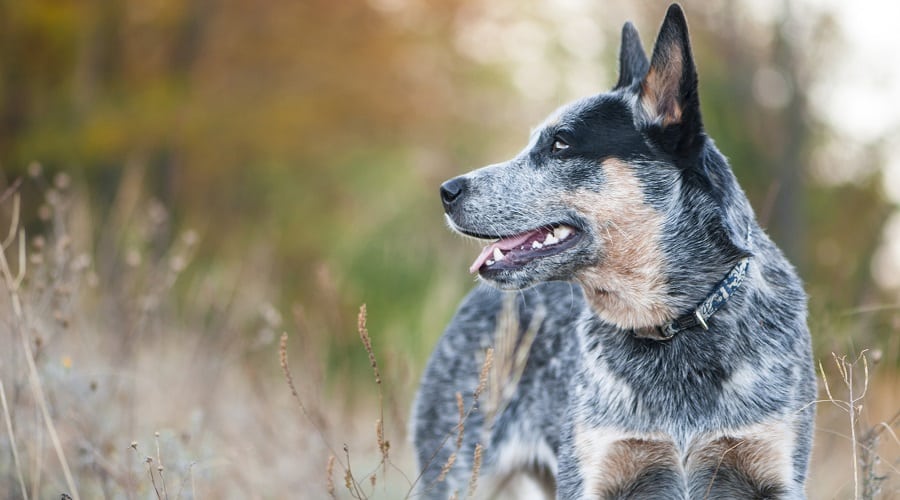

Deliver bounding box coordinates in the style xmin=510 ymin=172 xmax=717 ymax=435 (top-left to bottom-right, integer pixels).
xmin=810 ymin=352 xmax=900 ymax=499
xmin=0 ymin=170 xmax=899 ymax=499
xmin=278 ymin=306 xmax=495 ymax=499
xmin=0 ymin=170 xmax=371 ymax=498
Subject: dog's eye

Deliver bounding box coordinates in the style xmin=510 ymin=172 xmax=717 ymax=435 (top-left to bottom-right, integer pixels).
xmin=552 ymin=137 xmax=570 ymax=153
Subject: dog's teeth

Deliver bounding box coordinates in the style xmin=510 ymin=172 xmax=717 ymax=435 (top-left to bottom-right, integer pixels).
xmin=544 ymin=233 xmax=559 ymax=246
xmin=532 ymin=241 xmax=543 ymax=249
xmin=493 ymin=247 xmax=505 ymax=261
xmin=486 ymin=259 xmax=494 ymax=266
xmin=554 ymin=226 xmax=572 ymax=240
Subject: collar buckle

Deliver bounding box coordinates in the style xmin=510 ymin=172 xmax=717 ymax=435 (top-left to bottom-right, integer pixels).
xmin=694 ymin=309 xmax=709 ymax=330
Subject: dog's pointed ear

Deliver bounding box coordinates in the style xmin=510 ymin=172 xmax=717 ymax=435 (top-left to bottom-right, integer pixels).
xmin=614 ymin=22 xmax=649 ymax=90
xmin=639 ymin=4 xmax=703 ymax=142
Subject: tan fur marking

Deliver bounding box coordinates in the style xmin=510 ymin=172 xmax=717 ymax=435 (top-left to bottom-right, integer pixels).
xmin=561 ymin=159 xmax=673 ymax=329
xmin=574 ymin=425 xmax=679 ymax=498
xmin=687 ymin=420 xmax=795 ymax=491
xmin=597 ymin=439 xmax=680 ymax=497
xmin=640 ymin=48 xmax=684 ymax=126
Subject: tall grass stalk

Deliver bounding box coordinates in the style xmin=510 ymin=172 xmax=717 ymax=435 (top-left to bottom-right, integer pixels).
xmin=0 ymin=192 xmax=79 ymax=499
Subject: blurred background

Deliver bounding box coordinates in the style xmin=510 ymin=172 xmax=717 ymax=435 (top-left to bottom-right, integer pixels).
xmin=1 ymin=0 xmax=899 ymax=498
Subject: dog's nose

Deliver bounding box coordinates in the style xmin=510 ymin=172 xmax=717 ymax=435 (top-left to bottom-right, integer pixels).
xmin=440 ymin=177 xmax=467 ymax=212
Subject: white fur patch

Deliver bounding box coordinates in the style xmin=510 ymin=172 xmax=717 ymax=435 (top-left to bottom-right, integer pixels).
xmin=469 ymin=432 xmax=557 ymax=500
xmin=721 ymin=362 xmax=758 ymax=397
xmin=580 ymin=352 xmax=635 ymax=409
xmin=494 ymin=432 xmax=558 ymax=477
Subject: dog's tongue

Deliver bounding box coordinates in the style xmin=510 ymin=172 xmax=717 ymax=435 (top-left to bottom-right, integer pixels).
xmin=469 ymin=231 xmax=538 ymax=273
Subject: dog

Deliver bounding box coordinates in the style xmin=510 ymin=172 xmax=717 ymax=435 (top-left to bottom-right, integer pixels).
xmin=412 ymin=4 xmax=815 ymax=499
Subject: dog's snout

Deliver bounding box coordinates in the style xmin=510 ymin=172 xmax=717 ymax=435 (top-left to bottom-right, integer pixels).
xmin=440 ymin=177 xmax=467 ymax=212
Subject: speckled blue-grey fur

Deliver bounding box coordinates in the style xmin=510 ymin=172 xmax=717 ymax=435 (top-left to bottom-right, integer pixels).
xmin=413 ymin=4 xmax=815 ymax=499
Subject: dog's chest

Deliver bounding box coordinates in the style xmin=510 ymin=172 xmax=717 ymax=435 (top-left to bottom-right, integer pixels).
xmin=574 ymin=345 xmax=743 ymax=432
xmin=568 ymin=418 xmax=797 ymax=499
xmin=563 ymin=333 xmax=800 ymax=498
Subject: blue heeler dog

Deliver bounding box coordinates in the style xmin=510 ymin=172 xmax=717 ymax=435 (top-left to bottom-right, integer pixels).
xmin=412 ymin=4 xmax=815 ymax=499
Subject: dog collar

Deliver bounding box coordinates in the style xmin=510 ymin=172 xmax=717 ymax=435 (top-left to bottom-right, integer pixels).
xmin=634 ymin=256 xmax=751 ymax=341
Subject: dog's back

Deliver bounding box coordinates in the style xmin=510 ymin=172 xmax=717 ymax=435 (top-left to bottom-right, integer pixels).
xmin=413 ymin=5 xmax=815 ymax=499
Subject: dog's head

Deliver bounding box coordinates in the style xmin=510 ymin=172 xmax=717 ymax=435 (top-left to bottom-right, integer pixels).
xmin=441 ymin=5 xmax=752 ymax=330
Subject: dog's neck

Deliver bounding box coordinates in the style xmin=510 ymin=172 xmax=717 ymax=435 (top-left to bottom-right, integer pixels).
xmin=632 ymin=255 xmax=751 ymax=340
xmin=575 ymin=250 xmax=750 ymax=336
xmin=575 ymin=206 xmax=753 ymax=334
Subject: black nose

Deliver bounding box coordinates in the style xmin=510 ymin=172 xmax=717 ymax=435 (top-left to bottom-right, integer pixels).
xmin=440 ymin=177 xmax=467 ymax=212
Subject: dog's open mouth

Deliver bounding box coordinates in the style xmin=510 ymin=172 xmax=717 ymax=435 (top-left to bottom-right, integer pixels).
xmin=469 ymin=224 xmax=580 ymax=273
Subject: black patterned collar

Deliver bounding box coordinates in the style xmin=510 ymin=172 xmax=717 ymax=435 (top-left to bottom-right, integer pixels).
xmin=634 ymin=256 xmax=751 ymax=341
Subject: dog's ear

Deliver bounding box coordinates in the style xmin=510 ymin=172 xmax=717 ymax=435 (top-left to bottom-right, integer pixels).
xmin=614 ymin=22 xmax=649 ymax=90
xmin=639 ymin=4 xmax=703 ymax=153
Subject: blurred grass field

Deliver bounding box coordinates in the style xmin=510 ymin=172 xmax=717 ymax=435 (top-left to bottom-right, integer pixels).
xmin=2 ymin=0 xmax=900 ymax=498
xmin=0 ymin=165 xmax=898 ymax=499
